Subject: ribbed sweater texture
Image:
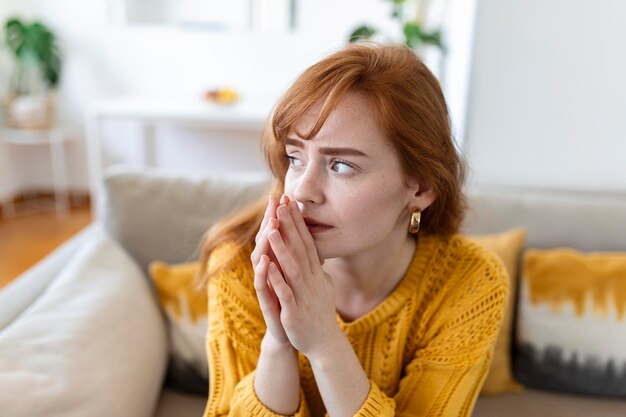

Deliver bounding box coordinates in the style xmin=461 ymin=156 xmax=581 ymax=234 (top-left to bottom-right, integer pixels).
xmin=202 ymin=233 xmax=509 ymax=417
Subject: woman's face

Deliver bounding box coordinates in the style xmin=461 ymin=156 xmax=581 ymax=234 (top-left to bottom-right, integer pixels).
xmin=283 ymin=91 xmax=434 ymax=260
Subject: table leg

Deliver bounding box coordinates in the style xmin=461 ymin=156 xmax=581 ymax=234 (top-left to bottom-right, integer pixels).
xmin=50 ymin=130 xmax=71 ymax=217
xmin=85 ymin=111 xmax=104 ymax=222
xmin=143 ymin=123 xmax=156 ymax=167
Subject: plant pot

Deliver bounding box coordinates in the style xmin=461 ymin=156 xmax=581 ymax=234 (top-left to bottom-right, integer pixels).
xmin=4 ymin=93 xmax=56 ymax=130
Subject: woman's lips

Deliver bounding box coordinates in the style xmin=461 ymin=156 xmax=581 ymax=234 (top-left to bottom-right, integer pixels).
xmin=306 ymin=224 xmax=333 ymax=234
xmin=302 ymin=216 xmax=332 ymax=234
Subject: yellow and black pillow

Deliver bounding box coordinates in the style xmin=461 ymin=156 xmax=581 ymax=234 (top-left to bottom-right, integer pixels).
xmin=514 ymin=248 xmax=626 ymax=397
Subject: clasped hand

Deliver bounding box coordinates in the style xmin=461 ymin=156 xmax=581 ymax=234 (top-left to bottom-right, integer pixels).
xmin=250 ymin=194 xmax=338 ymax=358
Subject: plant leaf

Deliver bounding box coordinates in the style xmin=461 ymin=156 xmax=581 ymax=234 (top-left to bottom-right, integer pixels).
xmin=4 ymin=18 xmax=62 ymax=87
xmin=422 ymin=29 xmax=444 ymax=49
xmin=4 ymin=18 xmax=26 ymax=56
xmin=404 ymin=22 xmax=445 ymax=51
xmin=403 ymin=22 xmax=424 ymax=49
xmin=348 ymin=25 xmax=377 ymax=43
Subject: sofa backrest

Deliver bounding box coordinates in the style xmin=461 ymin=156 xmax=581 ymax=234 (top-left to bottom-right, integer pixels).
xmin=102 ymin=165 xmax=272 ymax=277
xmin=102 ymin=166 xmax=626 ymax=277
xmin=462 ymin=184 xmax=626 ymax=252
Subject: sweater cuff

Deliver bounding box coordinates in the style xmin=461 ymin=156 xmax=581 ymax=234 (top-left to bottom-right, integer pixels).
xmin=352 ymin=379 xmax=396 ymax=417
xmin=231 ymin=371 xmax=310 ymax=417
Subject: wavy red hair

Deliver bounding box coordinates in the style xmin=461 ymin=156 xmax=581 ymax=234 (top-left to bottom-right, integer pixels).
xmin=196 ymin=41 xmax=468 ymax=289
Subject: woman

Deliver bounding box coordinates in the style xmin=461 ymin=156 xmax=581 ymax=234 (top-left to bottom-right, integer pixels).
xmin=198 ymin=42 xmax=509 ymax=417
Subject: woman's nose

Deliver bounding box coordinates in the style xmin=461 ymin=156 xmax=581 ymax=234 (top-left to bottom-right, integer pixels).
xmin=293 ymin=165 xmax=325 ymax=205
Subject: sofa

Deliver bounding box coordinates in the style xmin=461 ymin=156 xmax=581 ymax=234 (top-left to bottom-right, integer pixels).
xmin=1 ymin=165 xmax=625 ymax=417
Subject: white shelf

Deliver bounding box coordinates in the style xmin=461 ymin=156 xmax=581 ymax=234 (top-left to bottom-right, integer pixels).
xmin=1 ymin=127 xmax=76 ymax=145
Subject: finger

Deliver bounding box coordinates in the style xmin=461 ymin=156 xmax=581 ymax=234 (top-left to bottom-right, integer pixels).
xmin=266 ymin=277 xmax=278 ymax=305
xmin=254 ymin=255 xmax=281 ymax=321
xmin=251 ymin=193 xmax=284 ymax=261
xmin=268 ymin=229 xmax=302 ymax=298
xmin=276 ymin=203 xmax=311 ymax=273
xmin=267 ymin=261 xmax=296 ymax=310
xmin=252 ymin=220 xmax=288 ymax=279
xmin=251 ymin=217 xmax=279 ymax=265
xmin=288 ymin=200 xmax=325 ymax=267
xmin=254 ymin=255 xmax=272 ymax=300
xmin=255 ymin=195 xmax=278 ymax=244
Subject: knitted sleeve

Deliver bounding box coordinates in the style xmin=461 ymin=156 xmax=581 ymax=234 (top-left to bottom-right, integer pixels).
xmin=202 ymin=242 xmax=311 ymax=417
xmin=350 ymin=253 xmax=510 ymax=417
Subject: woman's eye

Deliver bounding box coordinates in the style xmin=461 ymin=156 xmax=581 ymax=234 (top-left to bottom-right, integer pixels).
xmin=330 ymin=159 xmax=355 ymax=174
xmin=286 ymin=155 xmax=302 ymax=167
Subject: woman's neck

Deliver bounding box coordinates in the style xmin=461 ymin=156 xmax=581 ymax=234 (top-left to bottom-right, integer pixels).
xmin=323 ymin=233 xmax=418 ymax=316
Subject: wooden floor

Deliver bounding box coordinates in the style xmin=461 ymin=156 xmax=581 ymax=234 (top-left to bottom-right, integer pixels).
xmin=0 ymin=205 xmax=92 ymax=289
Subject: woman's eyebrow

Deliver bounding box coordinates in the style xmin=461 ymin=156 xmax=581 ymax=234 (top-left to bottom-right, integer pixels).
xmin=285 ymin=137 xmax=369 ymax=157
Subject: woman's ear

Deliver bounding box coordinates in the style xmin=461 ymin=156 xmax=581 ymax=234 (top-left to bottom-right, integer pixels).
xmin=406 ymin=178 xmax=436 ymax=211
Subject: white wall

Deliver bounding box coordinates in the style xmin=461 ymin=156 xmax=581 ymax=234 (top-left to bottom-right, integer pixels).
xmin=465 ymin=0 xmax=626 ymax=191
xmin=0 ymin=0 xmax=475 ymax=202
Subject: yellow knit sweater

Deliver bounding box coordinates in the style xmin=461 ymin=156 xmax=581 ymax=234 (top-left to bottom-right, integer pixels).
xmin=203 ymin=233 xmax=509 ymax=417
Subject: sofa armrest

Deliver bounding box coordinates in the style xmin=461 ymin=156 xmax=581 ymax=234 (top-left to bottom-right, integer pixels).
xmin=0 ymin=223 xmax=101 ymax=331
xmin=0 ymin=230 xmax=168 ymax=417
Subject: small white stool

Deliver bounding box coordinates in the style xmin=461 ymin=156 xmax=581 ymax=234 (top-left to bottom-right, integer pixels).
xmin=1 ymin=127 xmax=75 ymax=218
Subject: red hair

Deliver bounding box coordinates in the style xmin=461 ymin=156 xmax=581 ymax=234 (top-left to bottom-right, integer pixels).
xmin=196 ymin=41 xmax=467 ymax=288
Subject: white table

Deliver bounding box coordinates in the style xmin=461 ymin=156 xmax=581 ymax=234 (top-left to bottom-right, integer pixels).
xmin=1 ymin=127 xmax=74 ymax=218
xmin=84 ymin=96 xmax=272 ymax=221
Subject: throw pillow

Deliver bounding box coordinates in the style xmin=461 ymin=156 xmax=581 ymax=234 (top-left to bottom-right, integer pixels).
xmin=149 ymin=260 xmax=208 ymax=395
xmin=514 ymin=248 xmax=626 ymax=397
xmin=468 ymin=227 xmax=526 ymax=395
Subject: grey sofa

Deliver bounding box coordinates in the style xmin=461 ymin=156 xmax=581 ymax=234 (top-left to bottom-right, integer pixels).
xmin=1 ymin=166 xmax=625 ymax=417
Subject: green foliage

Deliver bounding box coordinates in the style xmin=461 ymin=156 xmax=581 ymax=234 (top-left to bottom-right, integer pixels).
xmin=403 ymin=22 xmax=444 ymax=51
xmin=349 ymin=25 xmax=378 ymax=43
xmin=348 ymin=0 xmax=445 ymax=52
xmin=4 ymin=17 xmax=62 ymax=88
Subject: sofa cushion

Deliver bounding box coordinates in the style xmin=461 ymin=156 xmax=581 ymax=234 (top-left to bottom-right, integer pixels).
xmin=468 ymin=227 xmax=526 ymax=395
xmin=0 ymin=231 xmax=168 ymax=417
xmin=154 ymin=388 xmax=207 ymax=417
xmin=473 ymin=386 xmax=626 ymax=417
xmin=514 ymin=248 xmax=626 ymax=397
xmin=102 ymin=165 xmax=272 ymax=277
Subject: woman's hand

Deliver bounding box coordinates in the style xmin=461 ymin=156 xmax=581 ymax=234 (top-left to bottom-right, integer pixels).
xmin=266 ymin=198 xmax=340 ymax=359
xmin=250 ymin=194 xmax=291 ymax=347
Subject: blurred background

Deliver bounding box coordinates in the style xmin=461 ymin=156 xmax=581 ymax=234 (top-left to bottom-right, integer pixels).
xmin=0 ymin=0 xmax=625 ymax=286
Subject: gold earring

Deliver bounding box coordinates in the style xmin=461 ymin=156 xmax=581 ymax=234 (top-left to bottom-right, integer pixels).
xmin=408 ymin=208 xmax=421 ymax=234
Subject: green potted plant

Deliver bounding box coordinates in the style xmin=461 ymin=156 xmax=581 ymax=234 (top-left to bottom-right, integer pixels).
xmin=349 ymin=0 xmax=447 ymax=60
xmin=3 ymin=17 xmax=62 ymax=130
